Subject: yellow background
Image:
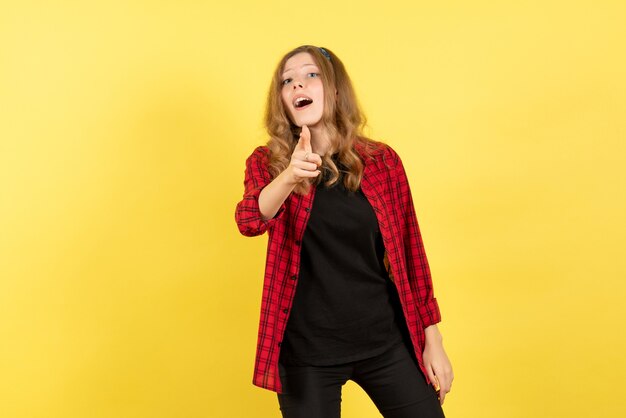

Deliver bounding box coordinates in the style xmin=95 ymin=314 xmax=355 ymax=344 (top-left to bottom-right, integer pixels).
xmin=1 ymin=1 xmax=624 ymax=417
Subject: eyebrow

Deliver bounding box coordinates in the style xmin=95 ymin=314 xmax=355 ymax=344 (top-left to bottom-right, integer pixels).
xmin=281 ymin=63 xmax=319 ymax=76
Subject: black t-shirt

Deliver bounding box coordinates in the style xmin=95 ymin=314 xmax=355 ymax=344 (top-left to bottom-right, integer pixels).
xmin=279 ymin=166 xmax=407 ymax=366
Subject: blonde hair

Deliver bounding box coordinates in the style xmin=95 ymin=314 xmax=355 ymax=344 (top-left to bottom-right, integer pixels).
xmin=264 ymin=45 xmax=380 ymax=195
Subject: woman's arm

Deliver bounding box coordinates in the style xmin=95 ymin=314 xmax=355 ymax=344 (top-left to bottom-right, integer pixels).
xmin=235 ymin=127 xmax=322 ymax=235
xmin=387 ymin=146 xmax=454 ymax=404
xmin=389 ymin=147 xmax=441 ymax=326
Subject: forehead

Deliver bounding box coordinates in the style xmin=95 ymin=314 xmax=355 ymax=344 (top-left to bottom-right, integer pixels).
xmin=282 ymin=52 xmax=319 ymax=75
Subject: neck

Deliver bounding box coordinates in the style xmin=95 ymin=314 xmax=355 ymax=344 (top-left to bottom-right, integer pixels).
xmin=308 ymin=125 xmax=332 ymax=156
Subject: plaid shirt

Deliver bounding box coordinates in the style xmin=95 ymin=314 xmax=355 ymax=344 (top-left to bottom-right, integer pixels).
xmin=235 ymin=142 xmax=441 ymax=393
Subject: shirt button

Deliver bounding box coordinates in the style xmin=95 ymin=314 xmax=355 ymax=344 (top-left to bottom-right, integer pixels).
xmin=290 ymin=275 xmax=297 ymax=281
xmin=282 ymin=308 xmax=289 ymax=314
xmin=304 ymin=207 xmax=310 ymax=212
xmin=278 ymin=342 xmax=282 ymax=347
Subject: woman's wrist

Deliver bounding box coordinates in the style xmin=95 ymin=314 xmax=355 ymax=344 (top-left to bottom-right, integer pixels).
xmin=280 ymin=166 xmax=300 ymax=187
xmin=258 ymin=169 xmax=298 ymax=220
xmin=424 ymin=324 xmax=443 ymax=345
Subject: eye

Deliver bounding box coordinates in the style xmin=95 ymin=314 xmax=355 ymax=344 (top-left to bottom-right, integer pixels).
xmin=281 ymin=78 xmax=292 ymax=85
xmin=307 ymin=73 xmax=320 ymax=78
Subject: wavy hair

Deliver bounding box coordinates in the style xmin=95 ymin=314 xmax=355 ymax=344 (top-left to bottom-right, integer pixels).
xmin=264 ymin=45 xmax=380 ymax=195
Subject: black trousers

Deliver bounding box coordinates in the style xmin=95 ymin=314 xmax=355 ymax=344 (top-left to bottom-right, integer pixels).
xmin=277 ymin=341 xmax=446 ymax=418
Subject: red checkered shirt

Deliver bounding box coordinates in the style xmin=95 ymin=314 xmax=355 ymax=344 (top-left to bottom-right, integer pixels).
xmin=235 ymin=141 xmax=441 ymax=393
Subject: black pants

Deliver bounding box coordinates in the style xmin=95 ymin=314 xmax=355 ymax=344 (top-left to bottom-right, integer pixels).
xmin=277 ymin=341 xmax=446 ymax=418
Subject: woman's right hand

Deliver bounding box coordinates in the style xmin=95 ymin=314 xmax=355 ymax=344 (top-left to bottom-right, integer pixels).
xmin=286 ymin=125 xmax=322 ymax=185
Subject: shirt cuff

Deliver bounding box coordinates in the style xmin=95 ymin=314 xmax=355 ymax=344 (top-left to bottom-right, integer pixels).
xmin=418 ymin=297 xmax=441 ymax=328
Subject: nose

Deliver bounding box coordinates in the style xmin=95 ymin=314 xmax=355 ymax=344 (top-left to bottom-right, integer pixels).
xmin=292 ymin=79 xmax=304 ymax=89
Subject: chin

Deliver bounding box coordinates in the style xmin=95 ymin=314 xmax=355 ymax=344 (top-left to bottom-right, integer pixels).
xmin=296 ymin=118 xmax=322 ymax=127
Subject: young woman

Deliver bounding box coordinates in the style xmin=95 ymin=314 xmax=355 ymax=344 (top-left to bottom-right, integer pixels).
xmin=235 ymin=45 xmax=453 ymax=418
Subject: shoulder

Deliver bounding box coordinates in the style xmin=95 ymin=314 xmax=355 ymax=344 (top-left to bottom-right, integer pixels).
xmin=248 ymin=145 xmax=269 ymax=158
xmin=245 ymin=145 xmax=270 ymax=165
xmin=355 ymin=139 xmax=402 ymax=170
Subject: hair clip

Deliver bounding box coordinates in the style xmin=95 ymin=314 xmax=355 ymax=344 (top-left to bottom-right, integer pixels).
xmin=319 ymin=47 xmax=331 ymax=61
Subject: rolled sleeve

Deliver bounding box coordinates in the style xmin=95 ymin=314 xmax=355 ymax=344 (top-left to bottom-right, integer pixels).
xmin=235 ymin=147 xmax=286 ymax=237
xmin=417 ymin=297 xmax=441 ymax=328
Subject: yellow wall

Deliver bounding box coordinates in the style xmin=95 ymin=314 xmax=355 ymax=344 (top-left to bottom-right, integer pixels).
xmin=1 ymin=1 xmax=624 ymax=417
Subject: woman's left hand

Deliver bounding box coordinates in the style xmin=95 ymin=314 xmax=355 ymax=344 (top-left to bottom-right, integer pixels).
xmin=422 ymin=326 xmax=454 ymax=405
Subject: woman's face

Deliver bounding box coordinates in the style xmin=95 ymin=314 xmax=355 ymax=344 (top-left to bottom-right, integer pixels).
xmin=280 ymin=52 xmax=325 ymax=128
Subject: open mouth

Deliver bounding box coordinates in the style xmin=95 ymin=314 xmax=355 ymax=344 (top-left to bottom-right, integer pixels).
xmin=293 ymin=96 xmax=313 ymax=109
